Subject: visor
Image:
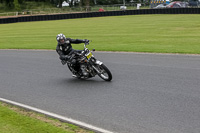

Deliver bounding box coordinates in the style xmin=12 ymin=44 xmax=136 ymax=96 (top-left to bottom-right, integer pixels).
xmin=59 ymin=39 xmax=65 ymax=44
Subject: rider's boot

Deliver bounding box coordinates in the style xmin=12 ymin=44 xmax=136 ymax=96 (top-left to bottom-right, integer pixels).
xmin=72 ymin=74 xmax=83 ymax=78
xmin=72 ymin=74 xmax=77 ymax=78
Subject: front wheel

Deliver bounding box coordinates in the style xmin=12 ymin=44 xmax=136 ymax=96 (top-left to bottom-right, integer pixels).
xmin=96 ymin=64 xmax=112 ymax=81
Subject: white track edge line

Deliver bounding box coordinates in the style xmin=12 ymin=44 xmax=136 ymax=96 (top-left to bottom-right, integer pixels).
xmin=0 ymin=97 xmax=114 ymax=133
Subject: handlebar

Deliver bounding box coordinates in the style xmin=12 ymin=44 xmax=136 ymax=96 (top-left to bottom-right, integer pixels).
xmin=84 ymin=42 xmax=89 ymax=49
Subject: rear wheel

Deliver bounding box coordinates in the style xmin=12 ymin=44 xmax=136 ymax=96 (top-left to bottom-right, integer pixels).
xmin=96 ymin=64 xmax=112 ymax=81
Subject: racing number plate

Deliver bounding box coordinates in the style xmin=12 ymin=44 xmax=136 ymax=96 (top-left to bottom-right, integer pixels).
xmin=86 ymin=52 xmax=92 ymax=59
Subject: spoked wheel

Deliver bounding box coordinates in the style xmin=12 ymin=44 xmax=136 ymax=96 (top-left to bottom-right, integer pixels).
xmin=96 ymin=64 xmax=112 ymax=81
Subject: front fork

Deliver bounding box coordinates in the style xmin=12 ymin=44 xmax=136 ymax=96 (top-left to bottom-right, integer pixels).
xmin=91 ymin=59 xmax=103 ymax=74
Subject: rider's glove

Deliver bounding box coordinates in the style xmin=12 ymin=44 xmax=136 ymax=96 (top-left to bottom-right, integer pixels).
xmin=84 ymin=39 xmax=89 ymax=43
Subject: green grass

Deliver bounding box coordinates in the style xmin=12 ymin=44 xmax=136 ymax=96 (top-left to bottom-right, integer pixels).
xmin=0 ymin=102 xmax=93 ymax=133
xmin=0 ymin=14 xmax=200 ymax=54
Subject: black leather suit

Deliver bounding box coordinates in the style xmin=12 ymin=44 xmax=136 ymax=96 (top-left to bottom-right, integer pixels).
xmin=56 ymin=38 xmax=90 ymax=77
xmin=56 ymin=38 xmax=86 ymax=60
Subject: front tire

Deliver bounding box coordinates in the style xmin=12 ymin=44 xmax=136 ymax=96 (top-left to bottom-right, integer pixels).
xmin=97 ymin=64 xmax=112 ymax=81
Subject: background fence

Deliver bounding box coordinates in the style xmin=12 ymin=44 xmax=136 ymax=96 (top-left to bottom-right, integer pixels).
xmin=0 ymin=4 xmax=150 ymax=17
xmin=1 ymin=8 xmax=200 ymax=24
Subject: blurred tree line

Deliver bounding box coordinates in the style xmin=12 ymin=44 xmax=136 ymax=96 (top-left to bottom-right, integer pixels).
xmin=0 ymin=0 xmax=132 ymax=10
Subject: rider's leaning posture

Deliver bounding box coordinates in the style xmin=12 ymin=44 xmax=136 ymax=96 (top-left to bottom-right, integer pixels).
xmin=56 ymin=33 xmax=89 ymax=77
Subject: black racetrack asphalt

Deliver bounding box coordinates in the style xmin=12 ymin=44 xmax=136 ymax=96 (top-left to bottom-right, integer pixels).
xmin=0 ymin=50 xmax=200 ymax=133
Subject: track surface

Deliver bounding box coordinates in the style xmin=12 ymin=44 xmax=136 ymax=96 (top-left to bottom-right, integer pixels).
xmin=0 ymin=50 xmax=200 ymax=133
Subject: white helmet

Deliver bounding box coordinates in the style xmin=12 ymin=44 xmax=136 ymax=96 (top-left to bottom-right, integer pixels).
xmin=56 ymin=33 xmax=66 ymax=44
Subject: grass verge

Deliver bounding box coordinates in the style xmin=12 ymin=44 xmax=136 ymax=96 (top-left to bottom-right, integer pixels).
xmin=0 ymin=102 xmax=93 ymax=133
xmin=0 ymin=14 xmax=200 ymax=54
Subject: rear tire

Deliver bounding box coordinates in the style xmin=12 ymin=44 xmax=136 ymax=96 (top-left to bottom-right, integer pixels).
xmin=97 ymin=64 xmax=112 ymax=81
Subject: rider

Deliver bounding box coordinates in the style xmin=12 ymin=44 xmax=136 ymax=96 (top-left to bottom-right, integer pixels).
xmin=56 ymin=33 xmax=89 ymax=77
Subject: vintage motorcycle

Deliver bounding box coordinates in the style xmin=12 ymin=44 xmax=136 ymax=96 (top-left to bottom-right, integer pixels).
xmin=63 ymin=42 xmax=112 ymax=81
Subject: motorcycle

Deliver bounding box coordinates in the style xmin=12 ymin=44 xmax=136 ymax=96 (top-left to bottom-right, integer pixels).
xmin=63 ymin=42 xmax=112 ymax=81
